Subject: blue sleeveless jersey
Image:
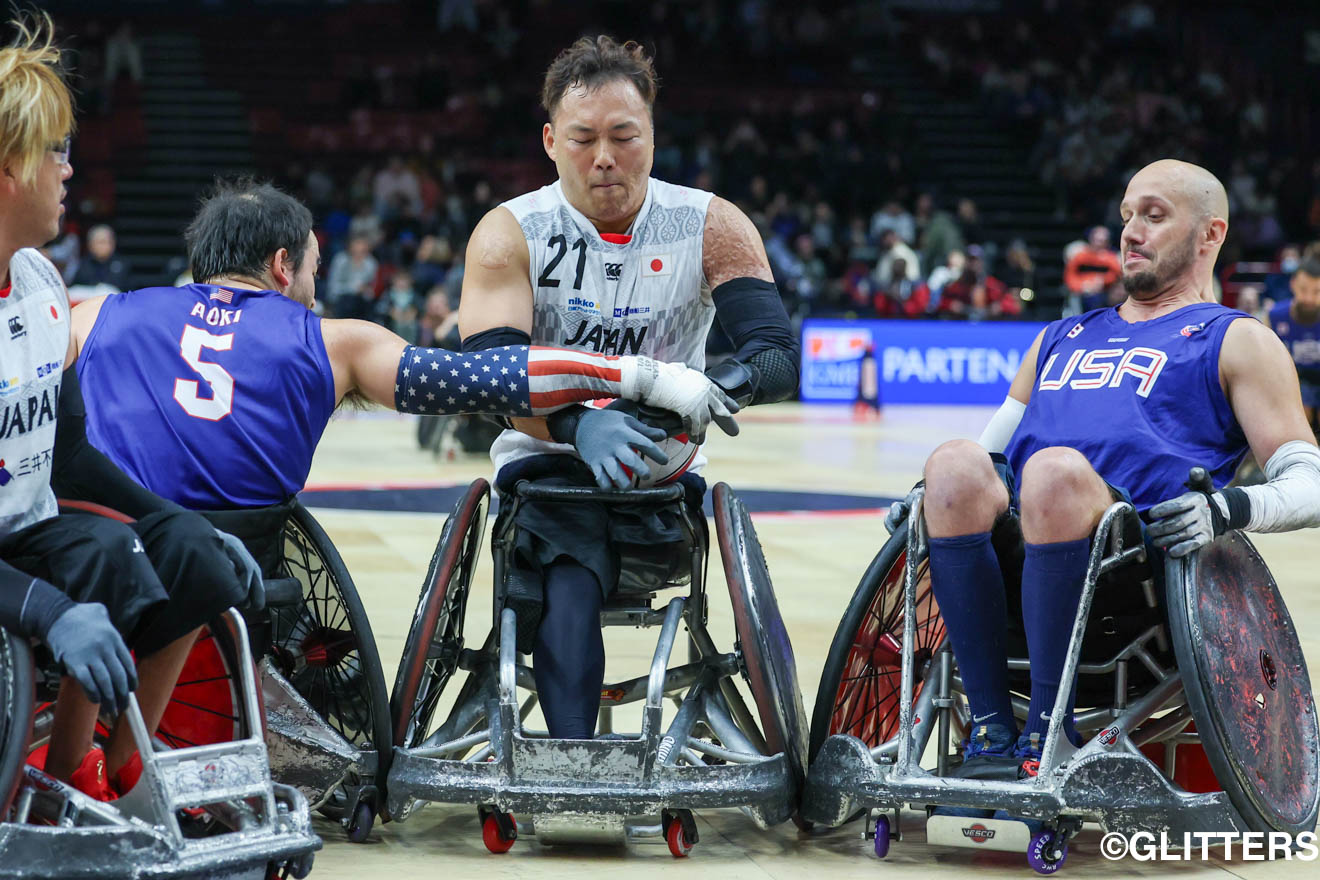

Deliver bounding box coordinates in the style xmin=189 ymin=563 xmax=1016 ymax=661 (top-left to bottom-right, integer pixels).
xmin=1267 ymin=301 xmax=1320 ymax=370
xmin=1005 ymin=303 xmax=1249 ymax=512
xmin=77 ymin=284 xmax=336 ymax=509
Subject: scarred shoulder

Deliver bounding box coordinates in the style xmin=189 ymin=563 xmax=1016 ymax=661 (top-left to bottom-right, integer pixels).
xmin=458 ymin=206 xmax=535 ymax=338
xmin=701 ymin=196 xmax=773 ymax=290
xmin=468 ymin=206 xmax=531 ymax=275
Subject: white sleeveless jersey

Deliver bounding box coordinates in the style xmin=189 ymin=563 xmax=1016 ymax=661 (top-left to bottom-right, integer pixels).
xmin=0 ymin=249 xmax=69 ymax=536
xmin=490 ymin=177 xmax=715 ymax=476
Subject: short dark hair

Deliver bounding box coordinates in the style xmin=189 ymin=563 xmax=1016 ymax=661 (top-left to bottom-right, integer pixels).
xmin=185 ymin=179 xmax=313 ymax=284
xmin=541 ymin=35 xmax=658 ymax=120
xmin=1296 ymin=258 xmax=1320 ymax=280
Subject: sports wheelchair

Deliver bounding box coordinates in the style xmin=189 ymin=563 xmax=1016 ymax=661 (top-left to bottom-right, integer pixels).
xmin=2 ymin=608 xmax=317 ymax=879
xmin=802 ymin=487 xmax=1319 ymax=874
xmin=385 ymin=477 xmax=809 ymax=856
xmin=167 ymin=498 xmax=394 ymax=843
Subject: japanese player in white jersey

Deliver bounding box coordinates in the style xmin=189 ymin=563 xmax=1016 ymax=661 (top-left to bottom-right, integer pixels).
xmin=458 ymin=36 xmax=800 ymax=739
xmin=0 ymin=13 xmax=265 ymax=802
xmin=885 ymin=159 xmax=1320 ymax=813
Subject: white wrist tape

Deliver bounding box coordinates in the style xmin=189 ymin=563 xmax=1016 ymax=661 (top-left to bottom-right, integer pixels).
xmin=618 ymin=355 xmax=656 ymax=401
xmin=977 ymin=396 xmax=1027 ymax=454
xmin=1241 ymin=440 xmax=1320 ymax=532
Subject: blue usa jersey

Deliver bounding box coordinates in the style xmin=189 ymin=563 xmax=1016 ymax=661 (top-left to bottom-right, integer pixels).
xmin=1005 ymin=303 xmax=1249 ymax=512
xmin=1267 ymin=301 xmax=1320 ymax=372
xmin=77 ymin=285 xmax=335 ymax=509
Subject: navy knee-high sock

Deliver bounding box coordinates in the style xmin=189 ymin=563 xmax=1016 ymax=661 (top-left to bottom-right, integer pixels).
xmin=1021 ymin=538 xmax=1090 ymax=743
xmin=928 ymin=532 xmax=1016 ymax=732
xmin=533 ymin=559 xmax=605 ymax=739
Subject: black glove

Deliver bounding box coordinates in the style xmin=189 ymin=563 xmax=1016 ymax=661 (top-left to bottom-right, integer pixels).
xmin=44 ymin=602 xmax=137 ymax=713
xmin=215 ymin=528 xmax=265 ymax=612
xmin=573 ymin=407 xmax=669 ymax=489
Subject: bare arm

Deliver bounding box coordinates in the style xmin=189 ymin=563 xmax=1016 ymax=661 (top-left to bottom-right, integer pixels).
xmin=702 ymin=196 xmax=773 ymax=288
xmin=457 ymin=206 xmax=551 ymax=439
xmin=320 ymin=318 xmax=408 ymax=407
xmin=1220 ymin=317 xmax=1316 ymax=464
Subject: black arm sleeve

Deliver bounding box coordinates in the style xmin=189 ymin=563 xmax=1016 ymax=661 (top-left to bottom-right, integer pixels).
xmin=50 ymin=364 xmax=183 ymax=519
xmin=462 ymin=326 xmax=531 ymax=351
xmin=711 ymin=277 xmax=800 ymax=404
xmin=0 ymin=568 xmax=74 ymax=640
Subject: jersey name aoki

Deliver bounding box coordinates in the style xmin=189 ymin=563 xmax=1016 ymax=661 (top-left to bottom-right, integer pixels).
xmin=1036 ymin=346 xmax=1168 ymax=397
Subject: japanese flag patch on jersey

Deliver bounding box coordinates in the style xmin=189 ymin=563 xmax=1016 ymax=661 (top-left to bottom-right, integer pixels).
xmin=641 ymin=255 xmax=673 ymax=277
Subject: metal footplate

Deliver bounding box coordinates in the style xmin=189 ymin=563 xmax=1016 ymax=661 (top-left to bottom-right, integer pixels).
xmin=2 ymin=609 xmax=320 ymax=879
xmin=387 ymin=605 xmax=797 ymax=833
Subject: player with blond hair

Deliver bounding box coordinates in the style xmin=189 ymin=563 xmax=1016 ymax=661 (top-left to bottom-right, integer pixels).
xmin=0 ymin=13 xmax=264 ymax=800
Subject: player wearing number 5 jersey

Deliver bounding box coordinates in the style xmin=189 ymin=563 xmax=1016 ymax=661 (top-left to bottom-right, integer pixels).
xmin=70 ymin=180 xmax=736 ymax=511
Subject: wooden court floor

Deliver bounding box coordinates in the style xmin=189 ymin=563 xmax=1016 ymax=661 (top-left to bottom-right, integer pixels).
xmin=299 ymin=403 xmax=1319 ymax=879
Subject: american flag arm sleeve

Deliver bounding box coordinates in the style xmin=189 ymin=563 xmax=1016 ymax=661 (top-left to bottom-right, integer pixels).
xmin=393 ymin=345 xmax=654 ymax=417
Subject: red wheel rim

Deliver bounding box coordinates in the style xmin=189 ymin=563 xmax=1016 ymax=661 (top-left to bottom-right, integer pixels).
xmin=829 ymin=550 xmax=945 ymax=748
xmin=157 ymin=626 xmax=240 ymax=748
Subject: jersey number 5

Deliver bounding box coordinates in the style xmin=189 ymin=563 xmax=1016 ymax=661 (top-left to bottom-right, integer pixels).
xmin=173 ymin=324 xmax=234 ymax=421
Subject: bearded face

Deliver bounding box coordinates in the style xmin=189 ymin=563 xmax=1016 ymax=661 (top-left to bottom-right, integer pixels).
xmin=1122 ymin=225 xmax=1199 ymax=298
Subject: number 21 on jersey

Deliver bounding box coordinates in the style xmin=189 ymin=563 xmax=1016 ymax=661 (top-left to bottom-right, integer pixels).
xmin=173 ymin=324 xmax=234 ymax=420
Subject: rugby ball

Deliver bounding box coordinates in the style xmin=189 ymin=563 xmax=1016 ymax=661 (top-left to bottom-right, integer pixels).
xmin=585 ymin=399 xmax=700 ymax=488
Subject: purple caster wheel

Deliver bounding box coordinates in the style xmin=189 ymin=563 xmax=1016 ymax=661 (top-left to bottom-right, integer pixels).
xmin=873 ymin=816 xmax=890 ymax=858
xmin=1027 ymin=829 xmax=1067 ymax=874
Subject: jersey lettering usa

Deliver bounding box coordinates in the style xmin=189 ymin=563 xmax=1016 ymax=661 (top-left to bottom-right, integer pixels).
xmin=77 ymin=285 xmax=335 ymax=509
xmin=1005 ymin=303 xmax=1249 ymax=511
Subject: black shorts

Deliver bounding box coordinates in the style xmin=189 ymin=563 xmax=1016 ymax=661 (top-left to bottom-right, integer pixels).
xmin=988 ymin=456 xmax=1170 ymax=701
xmin=494 ymin=454 xmax=706 ymax=599
xmin=0 ymin=510 xmax=246 ymax=656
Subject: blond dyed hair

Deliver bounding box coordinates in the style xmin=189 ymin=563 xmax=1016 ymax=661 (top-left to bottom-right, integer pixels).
xmin=0 ymin=12 xmax=73 ymax=186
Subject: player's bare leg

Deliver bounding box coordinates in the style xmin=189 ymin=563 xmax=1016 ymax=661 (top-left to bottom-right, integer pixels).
xmin=44 ymin=680 xmax=100 ymax=781
xmin=923 ymin=439 xmax=1010 ymax=538
xmin=104 ymin=626 xmax=202 ymax=775
xmin=1017 ymin=447 xmax=1112 ymax=543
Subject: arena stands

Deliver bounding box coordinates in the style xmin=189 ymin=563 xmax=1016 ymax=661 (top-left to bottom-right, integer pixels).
xmin=47 ymin=0 xmax=1320 ymax=339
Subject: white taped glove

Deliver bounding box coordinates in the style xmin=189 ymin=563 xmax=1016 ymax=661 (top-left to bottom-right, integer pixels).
xmin=620 ymin=356 xmax=740 ymax=443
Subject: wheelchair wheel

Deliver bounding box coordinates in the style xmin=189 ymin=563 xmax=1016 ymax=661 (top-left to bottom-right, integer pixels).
xmin=391 ymin=479 xmax=489 ymax=750
xmin=156 ymin=620 xmax=245 ymax=748
xmin=1 ymin=627 xmax=34 ymax=815
xmin=713 ymin=483 xmax=810 ymax=799
xmin=1167 ymin=531 xmax=1320 ymax=835
xmin=808 ymin=523 xmax=945 ymax=760
xmin=275 ymin=500 xmax=392 ymax=815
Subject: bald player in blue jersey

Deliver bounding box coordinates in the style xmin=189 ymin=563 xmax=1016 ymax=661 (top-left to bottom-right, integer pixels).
xmin=68 ymin=181 xmax=737 ymax=513
xmin=887 ymin=159 xmax=1320 ymax=797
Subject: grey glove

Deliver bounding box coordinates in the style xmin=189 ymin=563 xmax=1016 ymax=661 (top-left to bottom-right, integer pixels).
xmin=885 ymin=483 xmax=924 ymax=535
xmin=45 ymin=602 xmax=137 ymax=713
xmin=575 ymin=408 xmax=669 ymax=489
xmin=1148 ymin=490 xmax=1229 ymax=558
xmin=215 ymin=528 xmax=264 ymax=612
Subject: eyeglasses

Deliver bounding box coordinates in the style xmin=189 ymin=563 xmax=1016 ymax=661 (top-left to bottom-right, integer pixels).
xmin=48 ymin=135 xmax=71 ymax=165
